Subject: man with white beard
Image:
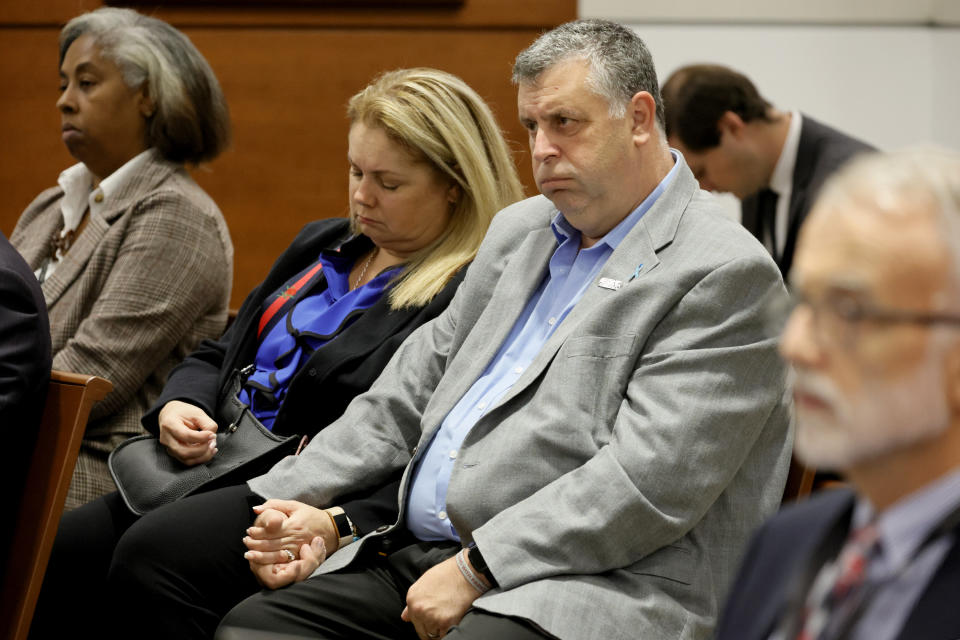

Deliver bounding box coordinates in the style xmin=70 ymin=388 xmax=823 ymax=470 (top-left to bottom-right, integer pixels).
xmin=714 ymin=147 xmax=960 ymax=640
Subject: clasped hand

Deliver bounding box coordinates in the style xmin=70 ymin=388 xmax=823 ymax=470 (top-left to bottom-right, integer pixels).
xmin=401 ymin=555 xmax=484 ymax=639
xmin=242 ymin=499 xmax=334 ymax=589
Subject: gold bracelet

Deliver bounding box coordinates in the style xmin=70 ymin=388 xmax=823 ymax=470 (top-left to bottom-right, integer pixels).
xmin=324 ymin=506 xmax=356 ymax=550
xmin=324 ymin=509 xmax=340 ymax=551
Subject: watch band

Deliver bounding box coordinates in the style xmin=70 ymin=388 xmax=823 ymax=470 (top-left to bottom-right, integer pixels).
xmin=467 ymin=543 xmax=497 ymax=587
xmin=325 ymin=506 xmax=358 ymax=549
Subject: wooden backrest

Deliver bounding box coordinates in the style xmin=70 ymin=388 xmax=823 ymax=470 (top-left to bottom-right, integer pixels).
xmin=1 ymin=370 xmax=112 ymax=640
xmin=781 ymin=456 xmax=817 ymax=505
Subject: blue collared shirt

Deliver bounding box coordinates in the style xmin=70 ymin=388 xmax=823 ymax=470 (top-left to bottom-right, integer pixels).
xmin=405 ymin=156 xmax=679 ymax=541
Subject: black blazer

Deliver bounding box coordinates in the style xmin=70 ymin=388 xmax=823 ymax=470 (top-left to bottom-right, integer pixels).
xmin=716 ymin=488 xmax=960 ymax=640
xmin=142 ymin=218 xmax=465 ymax=532
xmin=1 ymin=231 xmax=52 ymax=559
xmin=741 ymin=115 xmax=875 ymax=279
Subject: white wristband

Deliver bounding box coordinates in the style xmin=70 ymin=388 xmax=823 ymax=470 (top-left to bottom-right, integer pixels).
xmin=455 ymin=549 xmax=490 ymax=594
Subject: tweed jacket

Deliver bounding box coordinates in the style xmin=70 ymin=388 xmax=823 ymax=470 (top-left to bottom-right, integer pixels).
xmin=741 ymin=115 xmax=874 ymax=279
xmin=716 ymin=488 xmax=960 ymax=640
xmin=1 ymin=231 xmax=52 ymax=545
xmin=142 ymin=218 xmax=466 ymax=533
xmin=10 ymin=149 xmax=233 ymax=508
xmin=250 ymin=157 xmax=793 ymax=640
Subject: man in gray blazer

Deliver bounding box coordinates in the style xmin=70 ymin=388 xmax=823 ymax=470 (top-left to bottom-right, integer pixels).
xmin=114 ymin=19 xmax=791 ymax=640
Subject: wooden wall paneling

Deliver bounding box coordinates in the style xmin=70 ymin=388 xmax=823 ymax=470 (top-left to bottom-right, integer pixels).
xmin=137 ymin=0 xmax=573 ymax=29
xmin=0 ymin=0 xmax=99 ymax=25
xmin=2 ymin=30 xmax=76 ymax=235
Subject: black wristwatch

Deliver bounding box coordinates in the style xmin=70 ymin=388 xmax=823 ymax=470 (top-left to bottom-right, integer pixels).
xmin=327 ymin=507 xmax=358 ymax=549
xmin=467 ymin=543 xmax=498 ymax=587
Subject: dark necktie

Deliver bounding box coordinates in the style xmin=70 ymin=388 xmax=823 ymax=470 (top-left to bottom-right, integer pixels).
xmin=794 ymin=521 xmax=880 ymax=640
xmin=757 ymin=188 xmax=779 ymax=261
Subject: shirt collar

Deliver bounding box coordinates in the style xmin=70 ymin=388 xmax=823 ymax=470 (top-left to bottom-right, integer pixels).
xmin=853 ymin=465 xmax=960 ymax=573
xmin=769 ymin=110 xmax=802 ymax=197
xmin=56 ymin=148 xmax=154 ymax=232
xmin=551 ymin=150 xmax=681 ymax=250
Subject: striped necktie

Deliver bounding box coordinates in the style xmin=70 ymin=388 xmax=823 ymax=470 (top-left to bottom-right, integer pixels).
xmin=794 ymin=521 xmax=880 ymax=640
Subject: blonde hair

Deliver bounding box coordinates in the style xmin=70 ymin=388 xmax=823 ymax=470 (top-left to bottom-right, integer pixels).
xmin=347 ymin=68 xmax=524 ymax=309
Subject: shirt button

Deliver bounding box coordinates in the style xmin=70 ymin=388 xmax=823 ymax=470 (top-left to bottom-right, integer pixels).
xmin=548 ymin=317 xmax=557 ymax=325
xmin=448 ymin=450 xmax=457 ymax=460
xmin=308 ymin=368 xmax=317 ymax=377
xmin=438 ymin=511 xmax=447 ymax=520
xmin=476 ymin=402 xmax=486 ymax=410
xmin=513 ymin=366 xmax=523 ymax=374
xmin=94 ymin=192 xmax=104 ymax=203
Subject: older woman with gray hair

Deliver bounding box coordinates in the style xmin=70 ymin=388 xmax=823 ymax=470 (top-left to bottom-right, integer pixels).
xmin=9 ymin=7 xmax=233 ymax=509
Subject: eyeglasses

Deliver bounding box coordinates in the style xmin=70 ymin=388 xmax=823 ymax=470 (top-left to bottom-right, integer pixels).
xmin=786 ymin=287 xmax=960 ymax=349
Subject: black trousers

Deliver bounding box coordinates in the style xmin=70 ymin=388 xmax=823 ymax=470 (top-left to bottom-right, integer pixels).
xmin=32 ymin=486 xmax=550 ymax=640
xmin=218 ymin=538 xmax=551 ymax=640
xmin=31 ymin=485 xmax=261 ymax=639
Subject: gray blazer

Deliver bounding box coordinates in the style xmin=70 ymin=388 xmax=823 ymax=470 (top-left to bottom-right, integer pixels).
xmin=11 ymin=149 xmax=233 ymax=508
xmin=250 ymin=158 xmax=792 ymax=640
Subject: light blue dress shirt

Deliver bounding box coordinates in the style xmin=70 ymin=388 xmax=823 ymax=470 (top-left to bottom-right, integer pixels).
xmin=406 ymin=156 xmax=680 ymax=541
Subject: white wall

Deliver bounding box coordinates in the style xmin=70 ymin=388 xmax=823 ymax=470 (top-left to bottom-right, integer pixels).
xmin=933 ymin=28 xmax=960 ymax=151
xmin=580 ymin=1 xmax=960 ymax=155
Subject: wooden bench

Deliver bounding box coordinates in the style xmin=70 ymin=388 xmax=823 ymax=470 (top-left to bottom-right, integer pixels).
xmin=1 ymin=370 xmax=112 ymax=640
xmin=781 ymin=456 xmax=817 ymax=504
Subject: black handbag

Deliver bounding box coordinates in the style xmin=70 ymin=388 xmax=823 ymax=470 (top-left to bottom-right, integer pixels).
xmin=108 ymin=371 xmax=300 ymax=515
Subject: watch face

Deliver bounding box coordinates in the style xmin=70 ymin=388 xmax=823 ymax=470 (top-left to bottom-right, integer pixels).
xmin=333 ymin=513 xmax=352 ymax=537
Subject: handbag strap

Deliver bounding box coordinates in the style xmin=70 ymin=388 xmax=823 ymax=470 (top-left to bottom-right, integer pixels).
xmin=257 ymin=261 xmax=324 ymax=338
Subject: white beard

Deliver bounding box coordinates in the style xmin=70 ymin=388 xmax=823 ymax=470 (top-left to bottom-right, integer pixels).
xmin=792 ymin=343 xmax=951 ymax=471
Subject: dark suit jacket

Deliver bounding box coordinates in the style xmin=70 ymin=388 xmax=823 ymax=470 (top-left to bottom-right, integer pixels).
xmin=141 ymin=217 xmax=465 ymax=533
xmin=0 ymin=231 xmax=52 ymax=562
xmin=741 ymin=115 xmax=875 ymax=278
xmin=716 ymin=488 xmax=960 ymax=640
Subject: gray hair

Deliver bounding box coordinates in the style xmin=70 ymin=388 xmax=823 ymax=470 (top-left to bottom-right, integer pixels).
xmin=512 ymin=18 xmax=663 ymax=125
xmin=60 ymin=7 xmax=230 ymax=164
xmin=816 ymin=147 xmax=960 ymax=292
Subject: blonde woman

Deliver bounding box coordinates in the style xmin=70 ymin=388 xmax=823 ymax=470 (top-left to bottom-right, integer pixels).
xmin=33 ymin=67 xmax=523 ymax=639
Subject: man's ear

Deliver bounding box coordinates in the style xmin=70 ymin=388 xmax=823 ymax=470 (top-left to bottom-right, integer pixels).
xmin=629 ymin=91 xmax=657 ymax=146
xmin=717 ymin=110 xmax=746 ymax=140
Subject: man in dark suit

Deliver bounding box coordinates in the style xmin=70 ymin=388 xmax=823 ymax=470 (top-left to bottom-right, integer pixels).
xmin=661 ymin=64 xmax=874 ymax=278
xmin=715 ymin=148 xmax=960 ymax=640
xmin=0 ymin=230 xmax=52 ymax=566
